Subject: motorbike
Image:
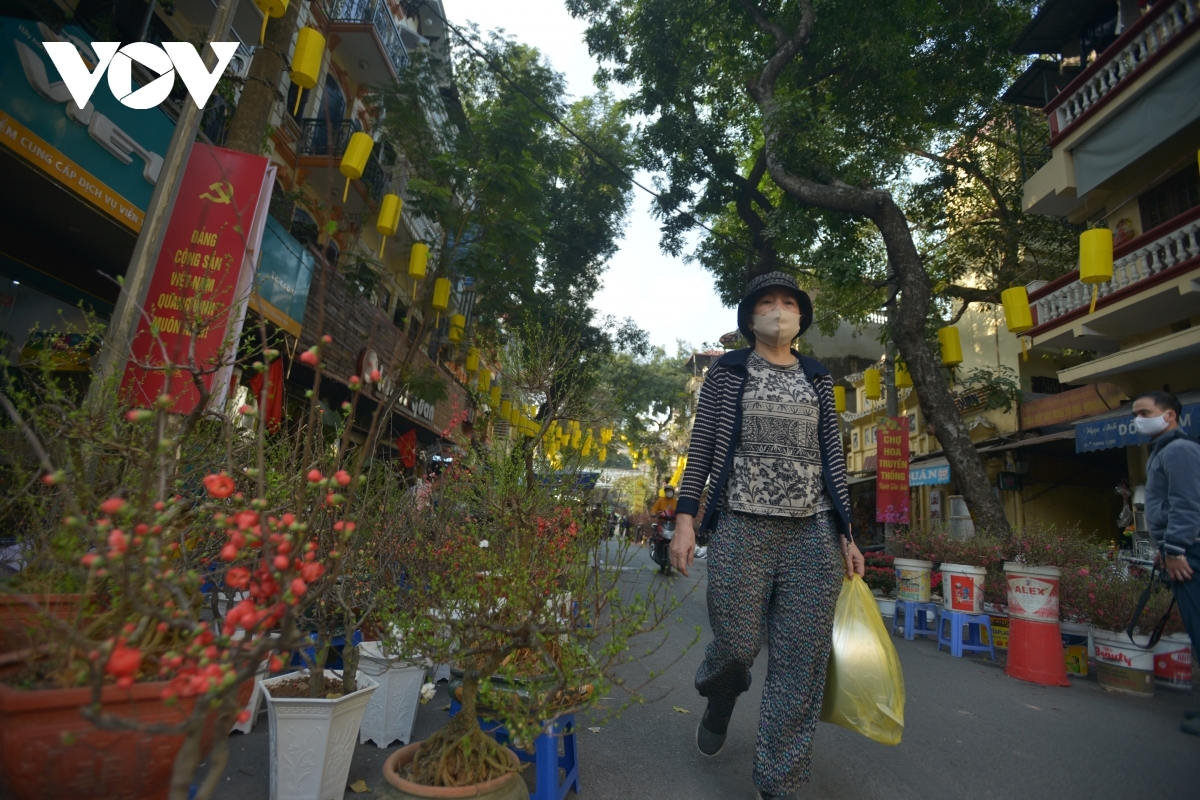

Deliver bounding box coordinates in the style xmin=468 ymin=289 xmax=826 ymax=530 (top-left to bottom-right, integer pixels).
xmin=649 ymin=509 xmax=676 ymax=575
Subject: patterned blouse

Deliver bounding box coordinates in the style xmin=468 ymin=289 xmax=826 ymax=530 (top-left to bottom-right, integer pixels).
xmin=724 ymin=352 xmax=832 ymax=518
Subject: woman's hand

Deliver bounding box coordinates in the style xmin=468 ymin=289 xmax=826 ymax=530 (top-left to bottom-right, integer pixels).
xmin=671 ymin=514 xmax=697 ymax=577
xmin=843 ymin=539 xmax=865 ymax=579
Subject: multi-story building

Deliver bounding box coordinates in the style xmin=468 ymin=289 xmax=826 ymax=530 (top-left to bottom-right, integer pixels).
xmin=0 ymin=0 xmax=477 ymax=460
xmin=1002 ymin=0 xmax=1200 ymax=544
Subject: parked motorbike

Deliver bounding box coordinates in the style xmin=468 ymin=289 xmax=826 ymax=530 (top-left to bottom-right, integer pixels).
xmin=649 ymin=509 xmax=676 ymax=575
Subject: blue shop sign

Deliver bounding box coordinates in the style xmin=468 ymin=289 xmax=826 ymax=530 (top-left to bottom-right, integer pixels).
xmin=1076 ymin=404 xmax=1200 ymax=453
xmin=910 ymin=463 xmax=950 ymax=486
xmin=253 ymin=216 xmax=315 ymax=333
xmin=0 ymin=17 xmax=175 ymax=228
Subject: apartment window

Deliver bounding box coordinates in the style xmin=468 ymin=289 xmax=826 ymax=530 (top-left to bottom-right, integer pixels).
xmin=1139 ymin=166 xmax=1200 ymax=232
xmin=1030 ymin=376 xmax=1084 ymax=395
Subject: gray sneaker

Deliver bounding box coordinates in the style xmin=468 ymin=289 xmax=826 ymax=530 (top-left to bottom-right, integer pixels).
xmin=696 ymin=704 xmax=731 ymax=757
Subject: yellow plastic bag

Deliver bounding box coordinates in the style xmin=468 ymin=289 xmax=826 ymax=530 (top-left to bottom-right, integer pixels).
xmin=819 ymin=576 xmax=905 ymax=745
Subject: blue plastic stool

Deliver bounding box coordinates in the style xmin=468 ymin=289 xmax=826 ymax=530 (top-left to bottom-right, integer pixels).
xmin=936 ymin=609 xmax=996 ymax=660
xmin=891 ymin=600 xmax=940 ymax=641
xmin=449 ymin=700 xmax=580 ymax=800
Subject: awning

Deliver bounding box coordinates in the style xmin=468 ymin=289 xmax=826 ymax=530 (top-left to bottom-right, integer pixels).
xmin=977 ymin=430 xmax=1076 ymax=453
xmin=910 ymin=459 xmax=950 ymax=487
xmin=848 ymin=474 xmax=876 ymax=486
xmin=1074 ymin=389 xmax=1200 ymax=452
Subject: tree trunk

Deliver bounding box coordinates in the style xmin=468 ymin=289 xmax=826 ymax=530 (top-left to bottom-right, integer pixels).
xmin=224 ymin=2 xmax=302 ymax=155
xmin=741 ymin=2 xmax=1011 ymax=535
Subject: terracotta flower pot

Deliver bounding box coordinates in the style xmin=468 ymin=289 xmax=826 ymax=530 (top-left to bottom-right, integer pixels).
xmin=0 ymin=594 xmax=82 ymax=652
xmin=0 ymin=678 xmax=252 ymax=800
xmin=377 ymin=741 xmax=528 ymax=800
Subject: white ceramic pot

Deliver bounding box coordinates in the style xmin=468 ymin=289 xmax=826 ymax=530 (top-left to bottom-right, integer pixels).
xmin=262 ymin=669 xmax=379 ymax=800
xmin=876 ymin=597 xmax=896 ymax=619
xmin=357 ymin=642 xmax=428 ymax=748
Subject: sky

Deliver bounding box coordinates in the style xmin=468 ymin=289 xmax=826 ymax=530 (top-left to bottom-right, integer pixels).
xmin=447 ymin=0 xmax=734 ymax=354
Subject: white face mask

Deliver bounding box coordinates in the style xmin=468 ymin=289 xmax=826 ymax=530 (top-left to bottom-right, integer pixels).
xmin=751 ymin=308 xmax=802 ymax=347
xmin=1134 ymin=414 xmax=1170 ymax=437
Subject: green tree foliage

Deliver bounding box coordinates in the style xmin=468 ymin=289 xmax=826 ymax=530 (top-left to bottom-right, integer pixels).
xmin=374 ymin=30 xmax=636 ymax=342
xmin=566 ymin=0 xmax=1044 ymax=533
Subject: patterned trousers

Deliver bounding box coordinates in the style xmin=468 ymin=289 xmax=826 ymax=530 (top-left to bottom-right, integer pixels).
xmin=695 ymin=510 xmax=843 ymax=796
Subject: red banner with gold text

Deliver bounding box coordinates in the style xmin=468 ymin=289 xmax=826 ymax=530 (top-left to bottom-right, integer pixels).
xmin=121 ymin=145 xmax=274 ymax=414
xmin=876 ymin=416 xmax=910 ymax=524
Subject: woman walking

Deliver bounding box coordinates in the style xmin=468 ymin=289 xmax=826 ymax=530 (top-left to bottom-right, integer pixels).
xmin=670 ymin=272 xmax=864 ymax=800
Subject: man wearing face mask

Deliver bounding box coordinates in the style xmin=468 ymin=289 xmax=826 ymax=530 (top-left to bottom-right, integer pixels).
xmin=651 ymin=484 xmax=678 ymax=515
xmin=1134 ymin=391 xmax=1200 ymax=735
xmin=670 ymin=271 xmax=863 ymax=800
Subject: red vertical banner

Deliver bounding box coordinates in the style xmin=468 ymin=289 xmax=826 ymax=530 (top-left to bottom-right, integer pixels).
xmin=121 ymin=144 xmax=274 ymax=414
xmin=876 ymin=416 xmax=910 ymax=524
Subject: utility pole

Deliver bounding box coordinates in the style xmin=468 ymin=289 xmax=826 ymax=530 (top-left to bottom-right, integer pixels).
xmin=91 ymin=0 xmax=242 ymax=397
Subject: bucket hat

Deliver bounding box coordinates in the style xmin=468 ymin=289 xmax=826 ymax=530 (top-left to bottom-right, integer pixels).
xmin=736 ymin=271 xmax=813 ymax=343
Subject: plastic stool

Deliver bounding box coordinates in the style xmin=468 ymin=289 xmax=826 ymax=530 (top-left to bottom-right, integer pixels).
xmin=891 ymin=601 xmax=939 ymax=641
xmin=449 ymin=700 xmax=580 ymax=800
xmin=937 ymin=609 xmax=996 ymax=660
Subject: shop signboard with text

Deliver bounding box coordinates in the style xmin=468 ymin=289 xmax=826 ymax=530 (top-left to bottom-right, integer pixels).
xmin=0 ymin=18 xmax=175 ymax=231
xmin=121 ymin=144 xmax=274 ymax=414
xmin=875 ymin=416 xmax=910 ymax=524
xmin=1076 ymin=403 xmax=1199 ymax=453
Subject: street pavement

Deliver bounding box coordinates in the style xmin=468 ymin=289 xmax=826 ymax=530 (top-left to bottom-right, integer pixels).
xmin=211 ymin=543 xmax=1200 ymax=799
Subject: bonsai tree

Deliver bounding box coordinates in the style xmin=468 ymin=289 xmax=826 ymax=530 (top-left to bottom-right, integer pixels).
xmin=0 ymin=318 xmax=404 ymax=799
xmin=384 ymin=324 xmax=687 ymax=787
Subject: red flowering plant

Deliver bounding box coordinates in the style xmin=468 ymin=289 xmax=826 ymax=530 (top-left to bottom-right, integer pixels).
xmin=862 ymin=553 xmax=896 ymax=595
xmin=0 ymin=327 xmax=399 ymax=799
xmin=382 ymin=323 xmax=684 ymax=788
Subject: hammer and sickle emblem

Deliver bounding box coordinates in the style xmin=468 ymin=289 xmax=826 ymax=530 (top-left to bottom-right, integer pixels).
xmin=199 ymin=182 xmax=234 ymax=204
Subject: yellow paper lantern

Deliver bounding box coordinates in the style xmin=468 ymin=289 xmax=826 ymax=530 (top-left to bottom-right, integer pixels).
xmin=289 ymin=27 xmax=324 ymax=113
xmin=477 ymin=368 xmax=490 ymax=393
xmin=500 ymin=399 xmax=512 ymax=419
xmin=895 ymin=363 xmax=913 ymax=389
xmin=431 ymin=278 xmax=451 ymax=312
xmin=375 ymin=193 xmax=402 ymax=258
xmin=465 ymin=347 xmax=479 ymax=373
xmin=488 ymin=384 xmax=501 ymax=407
xmin=338 ymin=132 xmax=374 ymax=202
xmin=254 ymin=0 xmax=288 ymax=42
xmin=509 ymin=407 xmax=520 ymax=426
xmin=833 ymin=385 xmax=846 ymax=414
xmin=408 ymin=243 xmax=428 ymax=281
xmin=1001 ymin=287 xmax=1034 ymax=333
xmin=864 ymin=368 xmax=881 ymax=401
xmin=581 ymin=436 xmax=593 ymax=457
xmin=598 ymin=447 xmax=607 ymax=463
xmin=938 ymin=326 xmax=963 ymax=366
xmin=448 ymin=313 xmax=465 ymax=343
xmin=1080 ymin=228 xmax=1113 ymax=314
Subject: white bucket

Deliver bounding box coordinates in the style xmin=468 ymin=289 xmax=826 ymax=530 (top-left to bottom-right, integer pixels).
xmin=1003 ymin=563 xmax=1061 ymax=623
xmin=1153 ymin=633 xmax=1193 ymax=690
xmin=941 ymin=564 xmax=986 ymax=613
xmin=1092 ymin=628 xmax=1155 ymax=696
xmin=894 ymin=558 xmax=933 ymax=602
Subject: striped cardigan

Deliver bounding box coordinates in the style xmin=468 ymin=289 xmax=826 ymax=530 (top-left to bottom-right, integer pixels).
xmin=677 ymin=348 xmax=853 ymax=541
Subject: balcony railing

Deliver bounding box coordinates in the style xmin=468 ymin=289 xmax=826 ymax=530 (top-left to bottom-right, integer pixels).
xmin=297 ymin=118 xmax=357 ymax=157
xmin=1047 ymin=0 xmax=1199 ymax=141
xmin=325 ymin=0 xmax=411 ymax=77
xmin=1030 ymin=206 xmax=1200 ymax=329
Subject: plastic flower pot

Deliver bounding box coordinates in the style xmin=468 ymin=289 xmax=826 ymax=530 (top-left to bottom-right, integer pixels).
xmin=376 ymin=741 xmax=527 ymax=800
xmin=261 ymin=669 xmax=379 ymax=800
xmin=357 ymin=641 xmax=428 ymax=748
xmin=0 ymin=677 xmax=249 ymax=800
